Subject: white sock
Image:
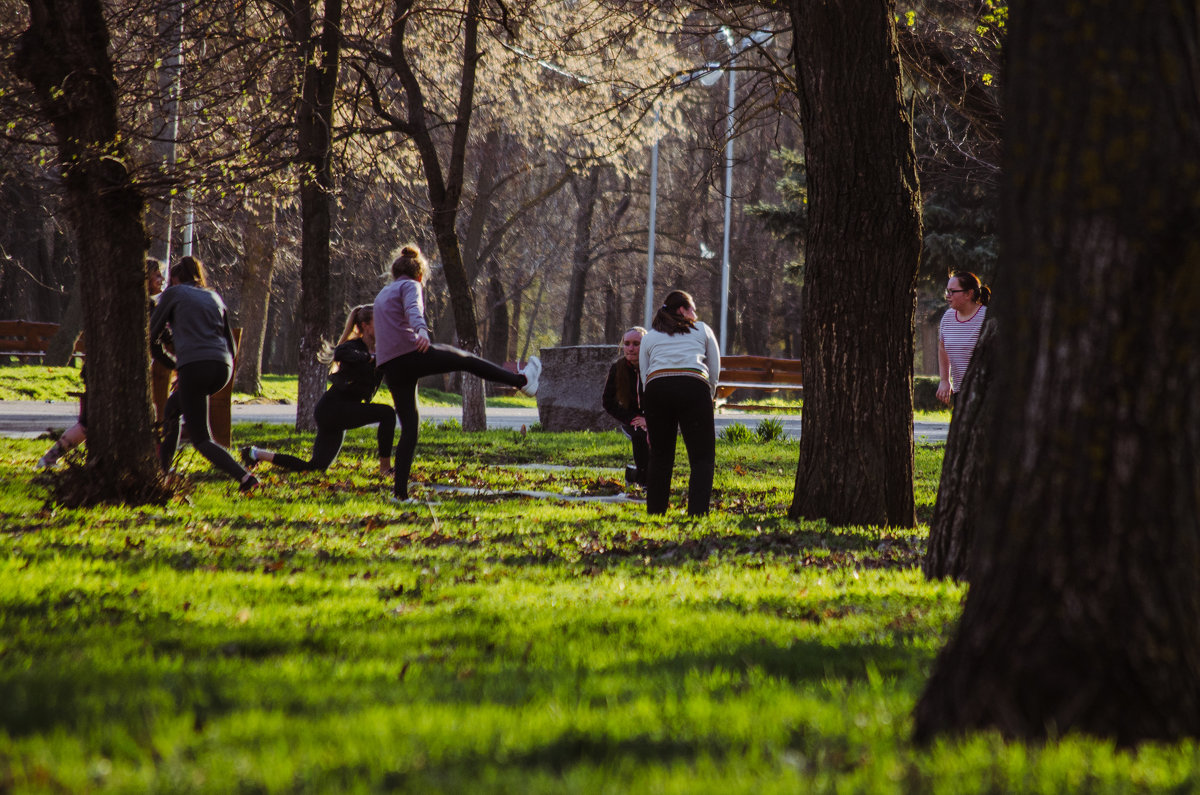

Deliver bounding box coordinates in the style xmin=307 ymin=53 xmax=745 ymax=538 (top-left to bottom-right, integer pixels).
xmin=250 ymin=446 xmax=267 ymax=461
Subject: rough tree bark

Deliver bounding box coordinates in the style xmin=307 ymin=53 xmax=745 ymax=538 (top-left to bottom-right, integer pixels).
xmin=15 ymin=0 xmax=161 ymax=502
xmin=560 ymin=165 xmax=601 ymax=346
xmin=787 ymin=0 xmax=923 ymax=527
xmin=388 ymin=0 xmax=487 ymax=430
xmin=921 ymin=316 xmax=995 ymax=581
xmin=289 ymin=0 xmax=341 ymax=432
xmin=233 ymin=195 xmax=277 ymax=395
xmin=913 ymin=2 xmax=1200 ymax=745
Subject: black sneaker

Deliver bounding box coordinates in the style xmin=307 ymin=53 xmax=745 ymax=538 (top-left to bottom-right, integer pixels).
xmin=625 ymin=464 xmax=638 ymax=488
xmin=239 ymin=446 xmax=257 ymax=469
xmin=239 ymin=474 xmax=260 ymax=494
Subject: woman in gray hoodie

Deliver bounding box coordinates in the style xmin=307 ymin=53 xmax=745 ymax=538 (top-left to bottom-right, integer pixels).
xmin=151 ymin=256 xmax=257 ymax=492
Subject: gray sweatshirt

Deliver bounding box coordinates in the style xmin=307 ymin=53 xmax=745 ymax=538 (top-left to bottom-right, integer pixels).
xmin=150 ymin=284 xmax=235 ymax=369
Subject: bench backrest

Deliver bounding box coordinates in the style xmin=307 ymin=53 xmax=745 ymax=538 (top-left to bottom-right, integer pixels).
xmin=0 ymin=320 xmax=63 ymax=355
xmin=718 ymin=355 xmax=803 ymax=386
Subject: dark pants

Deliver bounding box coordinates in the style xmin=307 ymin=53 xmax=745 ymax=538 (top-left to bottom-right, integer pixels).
xmin=270 ymin=391 xmax=396 ymax=471
xmin=643 ymin=376 xmax=715 ymax=516
xmin=160 ymin=360 xmax=248 ymax=482
xmin=621 ymin=424 xmax=649 ymax=486
xmin=381 ymin=344 xmax=525 ymax=498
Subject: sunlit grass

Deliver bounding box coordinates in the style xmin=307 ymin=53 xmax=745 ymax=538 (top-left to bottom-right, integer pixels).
xmin=0 ymin=366 xmax=536 ymax=409
xmin=2 ymin=429 xmax=1195 ymax=792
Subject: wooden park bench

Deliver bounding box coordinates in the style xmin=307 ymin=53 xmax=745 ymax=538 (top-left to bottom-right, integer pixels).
xmin=716 ymin=354 xmax=803 ymax=407
xmin=0 ymin=320 xmax=86 ymax=363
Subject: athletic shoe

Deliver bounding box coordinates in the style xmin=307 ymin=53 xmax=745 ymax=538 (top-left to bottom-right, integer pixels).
xmin=520 ymin=356 xmax=542 ymax=397
xmin=239 ymin=445 xmax=257 ymax=469
xmin=238 ymin=474 xmax=260 ymax=494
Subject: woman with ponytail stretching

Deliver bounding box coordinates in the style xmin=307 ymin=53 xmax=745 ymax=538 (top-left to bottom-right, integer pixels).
xmin=374 ymin=245 xmax=541 ymax=502
xmin=240 ymin=304 xmax=395 ymax=476
xmin=638 ymin=290 xmax=720 ymax=516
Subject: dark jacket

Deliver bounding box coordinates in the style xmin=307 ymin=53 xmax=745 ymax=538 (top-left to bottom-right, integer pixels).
xmin=328 ymin=338 xmax=383 ymax=402
xmin=150 ymin=284 xmax=236 ymax=369
xmin=602 ymin=358 xmax=644 ymax=426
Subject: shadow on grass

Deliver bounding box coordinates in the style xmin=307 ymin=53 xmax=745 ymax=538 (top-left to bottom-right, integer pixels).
xmin=0 ymin=602 xmax=938 ymax=738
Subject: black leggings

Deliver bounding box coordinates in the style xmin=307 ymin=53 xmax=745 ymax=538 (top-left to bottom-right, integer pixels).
xmin=381 ymin=344 xmax=524 ymax=498
xmin=642 ymin=376 xmax=715 ymax=516
xmin=269 ymin=390 xmax=396 ymax=471
xmin=621 ymin=424 xmax=649 ymax=486
xmin=160 ymin=360 xmax=248 ymax=482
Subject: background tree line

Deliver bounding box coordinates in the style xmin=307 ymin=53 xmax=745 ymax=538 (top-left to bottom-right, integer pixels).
xmin=0 ymin=0 xmax=998 ymax=386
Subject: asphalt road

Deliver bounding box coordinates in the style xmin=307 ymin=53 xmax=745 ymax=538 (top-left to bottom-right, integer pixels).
xmin=0 ymin=399 xmax=949 ymax=443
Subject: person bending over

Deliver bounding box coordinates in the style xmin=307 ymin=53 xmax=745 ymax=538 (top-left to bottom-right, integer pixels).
xmin=639 ymin=290 xmax=720 ymax=517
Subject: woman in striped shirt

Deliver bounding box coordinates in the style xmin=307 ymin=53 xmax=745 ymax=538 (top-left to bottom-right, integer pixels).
xmin=937 ymin=271 xmax=991 ymax=405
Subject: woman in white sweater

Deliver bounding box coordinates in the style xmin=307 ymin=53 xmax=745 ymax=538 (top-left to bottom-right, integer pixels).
xmin=638 ymin=290 xmax=720 ymax=516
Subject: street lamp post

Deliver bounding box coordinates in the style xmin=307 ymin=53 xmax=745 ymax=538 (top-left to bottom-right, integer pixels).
xmin=643 ymin=29 xmax=770 ymax=338
xmin=644 ymin=105 xmax=661 ymax=328
xmin=718 ymin=55 xmax=737 ymax=355
xmin=716 ymin=28 xmax=770 ymax=355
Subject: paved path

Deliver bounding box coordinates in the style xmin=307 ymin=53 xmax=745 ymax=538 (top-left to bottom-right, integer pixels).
xmin=0 ymin=399 xmax=949 ymax=443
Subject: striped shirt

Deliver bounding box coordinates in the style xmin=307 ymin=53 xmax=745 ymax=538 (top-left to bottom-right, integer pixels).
xmin=940 ymin=305 xmax=987 ymax=392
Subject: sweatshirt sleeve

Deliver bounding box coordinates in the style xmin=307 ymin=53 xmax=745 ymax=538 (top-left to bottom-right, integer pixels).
xmin=638 ymin=335 xmax=651 ymax=388
xmin=149 ymin=289 xmax=177 ymax=369
xmin=704 ymin=324 xmax=721 ymax=396
xmin=403 ymin=280 xmax=429 ymax=336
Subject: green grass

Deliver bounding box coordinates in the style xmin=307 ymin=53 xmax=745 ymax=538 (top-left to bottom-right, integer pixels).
xmin=0 ymin=366 xmax=536 ymax=409
xmin=2 ymin=429 xmax=1196 ymax=792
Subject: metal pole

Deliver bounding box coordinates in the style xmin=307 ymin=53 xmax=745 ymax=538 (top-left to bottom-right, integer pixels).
xmin=162 ymin=2 xmax=184 ymax=260
xmin=182 ymin=194 xmax=194 ymax=257
xmin=719 ymin=62 xmax=737 ymax=355
xmin=644 ymin=107 xmax=660 ymax=328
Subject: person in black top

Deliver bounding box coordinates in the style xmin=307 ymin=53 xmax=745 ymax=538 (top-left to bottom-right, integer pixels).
xmin=240 ymin=304 xmax=395 ymax=475
xmin=601 ymin=326 xmax=648 ymax=489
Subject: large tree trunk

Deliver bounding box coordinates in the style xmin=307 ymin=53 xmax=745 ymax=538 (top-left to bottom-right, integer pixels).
xmin=290 ymin=0 xmax=342 ymax=431
xmin=913 ymin=2 xmax=1200 ymax=745
xmin=432 ymin=209 xmax=486 ymax=430
xmin=922 ymin=316 xmax=996 ymax=581
xmin=233 ymin=196 xmax=277 ymax=394
xmin=560 ymin=165 xmax=601 ymax=346
xmin=389 ymin=0 xmax=487 ymax=430
xmin=787 ymin=0 xmax=922 ymax=527
xmin=16 ymin=0 xmax=160 ymax=502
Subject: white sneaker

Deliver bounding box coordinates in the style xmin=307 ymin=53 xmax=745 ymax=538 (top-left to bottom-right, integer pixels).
xmin=520 ymin=356 xmax=542 ymax=397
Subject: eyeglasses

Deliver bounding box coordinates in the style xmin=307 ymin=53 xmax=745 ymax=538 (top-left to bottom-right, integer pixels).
xmin=944 ymin=289 xmax=968 ymax=296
